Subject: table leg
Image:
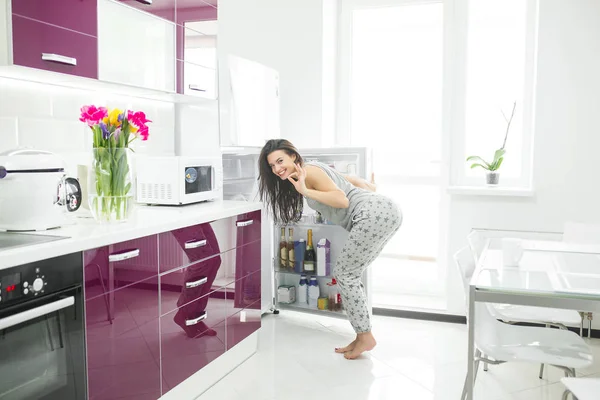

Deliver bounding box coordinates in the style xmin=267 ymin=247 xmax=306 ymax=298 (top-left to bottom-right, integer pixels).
xmin=466 ymin=285 xmax=476 ymax=400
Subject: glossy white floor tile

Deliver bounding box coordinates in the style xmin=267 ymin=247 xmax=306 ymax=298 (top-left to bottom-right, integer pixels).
xmin=197 ymin=311 xmax=600 ymax=400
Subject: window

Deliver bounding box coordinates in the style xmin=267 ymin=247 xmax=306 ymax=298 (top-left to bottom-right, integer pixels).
xmin=451 ymin=0 xmax=538 ymax=188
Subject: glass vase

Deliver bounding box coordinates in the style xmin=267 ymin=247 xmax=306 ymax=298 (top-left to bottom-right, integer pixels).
xmin=88 ymin=147 xmax=134 ymax=223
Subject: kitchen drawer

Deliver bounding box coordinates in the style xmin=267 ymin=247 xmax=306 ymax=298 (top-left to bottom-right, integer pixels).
xmin=118 ymin=0 xmax=176 ymax=22
xmin=160 ymin=252 xmax=225 ymax=316
xmin=84 ymin=235 xmax=159 ymax=301
xmin=234 ymin=237 xmax=261 ymax=280
xmin=12 ymin=0 xmax=98 ymax=37
xmin=159 ymin=211 xmax=262 ymax=273
xmin=159 ymin=222 xmax=220 ymax=274
xmin=226 ymin=270 xmax=261 ymax=316
xmin=12 ymin=15 xmax=98 ymax=79
xmin=226 ymin=300 xmax=261 ymax=351
xmin=160 ymin=295 xmax=227 ymax=394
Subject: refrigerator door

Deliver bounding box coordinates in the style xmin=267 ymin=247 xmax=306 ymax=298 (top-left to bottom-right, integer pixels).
xmin=299 ymin=147 xmax=372 ymax=180
xmin=221 ymin=146 xmax=275 ymax=314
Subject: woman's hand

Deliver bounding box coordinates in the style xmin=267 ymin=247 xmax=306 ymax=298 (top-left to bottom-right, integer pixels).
xmin=287 ymin=163 xmax=308 ymax=195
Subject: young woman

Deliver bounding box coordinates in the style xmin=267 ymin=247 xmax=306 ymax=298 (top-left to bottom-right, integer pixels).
xmin=258 ymin=139 xmax=402 ymax=359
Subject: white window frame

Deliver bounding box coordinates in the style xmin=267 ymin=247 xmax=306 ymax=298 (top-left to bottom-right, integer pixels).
xmin=337 ymin=0 xmax=539 ymax=190
xmin=337 ymin=0 xmax=450 ymax=298
xmin=448 ymin=0 xmax=539 ymax=189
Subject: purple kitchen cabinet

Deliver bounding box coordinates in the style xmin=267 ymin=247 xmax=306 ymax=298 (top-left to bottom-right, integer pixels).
xmin=234 ymin=237 xmax=261 ymax=281
xmin=227 ymin=270 xmax=261 ymax=314
xmin=85 ymin=276 xmax=161 ymax=400
xmin=235 ymin=210 xmax=261 ymax=249
xmin=118 ymin=0 xmax=176 ymax=22
xmin=12 ymin=0 xmax=98 ymax=37
xmin=159 ymin=222 xmax=220 ymax=274
xmin=160 ymin=252 xmax=226 ymax=316
xmin=176 ymin=1 xmax=217 ymax=27
xmin=160 ymin=293 xmax=227 ymax=394
xmin=11 ymin=15 xmax=98 ymax=79
xmin=84 ymin=235 xmax=159 ymax=315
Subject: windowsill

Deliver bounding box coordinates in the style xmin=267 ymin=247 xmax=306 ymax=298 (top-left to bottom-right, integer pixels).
xmin=447 ymin=186 xmax=534 ymax=197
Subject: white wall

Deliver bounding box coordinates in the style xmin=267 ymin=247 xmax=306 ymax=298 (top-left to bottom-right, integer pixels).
xmin=0 ymin=77 xmax=176 ymax=174
xmin=218 ymin=0 xmax=335 ymax=148
xmin=445 ymin=0 xmax=600 ymax=316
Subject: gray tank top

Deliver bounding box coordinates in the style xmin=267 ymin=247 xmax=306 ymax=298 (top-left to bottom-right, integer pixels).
xmin=304 ymin=161 xmax=374 ymax=231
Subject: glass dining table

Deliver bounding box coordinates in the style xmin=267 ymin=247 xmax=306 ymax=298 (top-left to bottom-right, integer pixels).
xmin=464 ymin=238 xmax=600 ymax=400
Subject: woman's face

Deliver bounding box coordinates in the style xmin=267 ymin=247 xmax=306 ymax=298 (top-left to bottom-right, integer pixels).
xmin=267 ymin=150 xmax=297 ymax=180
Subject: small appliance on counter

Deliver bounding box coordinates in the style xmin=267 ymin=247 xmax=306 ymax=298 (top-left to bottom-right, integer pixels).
xmin=136 ymin=155 xmax=223 ymax=205
xmin=0 ymin=148 xmax=82 ymax=231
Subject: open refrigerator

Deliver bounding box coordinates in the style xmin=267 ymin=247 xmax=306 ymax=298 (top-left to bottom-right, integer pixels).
xmin=222 ymin=147 xmax=373 ymax=318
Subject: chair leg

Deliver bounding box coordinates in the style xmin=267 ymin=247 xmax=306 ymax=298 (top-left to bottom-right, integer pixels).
xmin=482 ymin=353 xmax=488 ymax=372
xmin=538 ymin=363 xmax=545 ymax=379
xmin=562 ymin=389 xmax=571 ymax=400
xmin=473 ymin=349 xmax=482 ymax=382
xmin=588 ymin=312 xmax=593 ymax=338
xmin=580 ymin=312 xmax=584 ymax=337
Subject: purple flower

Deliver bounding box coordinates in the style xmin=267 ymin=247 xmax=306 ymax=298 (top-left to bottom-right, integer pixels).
xmin=114 ymin=127 xmax=122 ymax=141
xmin=99 ymin=122 xmax=109 ymax=140
xmin=118 ymin=113 xmax=124 ymax=123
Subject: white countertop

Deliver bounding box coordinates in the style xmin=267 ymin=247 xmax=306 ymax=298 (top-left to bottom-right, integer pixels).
xmin=0 ymin=200 xmax=262 ymax=270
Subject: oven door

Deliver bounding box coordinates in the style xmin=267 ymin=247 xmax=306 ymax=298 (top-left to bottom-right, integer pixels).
xmin=0 ymin=286 xmax=86 ymax=400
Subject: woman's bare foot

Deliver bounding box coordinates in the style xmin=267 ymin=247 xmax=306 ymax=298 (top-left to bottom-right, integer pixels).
xmin=344 ymin=332 xmax=376 ymax=360
xmin=335 ymin=337 xmax=358 ymax=354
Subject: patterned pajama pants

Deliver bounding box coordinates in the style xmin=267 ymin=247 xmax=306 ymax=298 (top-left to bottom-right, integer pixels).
xmin=334 ymin=195 xmax=402 ymax=333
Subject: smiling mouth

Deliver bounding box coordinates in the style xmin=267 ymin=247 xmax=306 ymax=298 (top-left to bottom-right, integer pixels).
xmin=278 ymin=169 xmax=286 ymax=178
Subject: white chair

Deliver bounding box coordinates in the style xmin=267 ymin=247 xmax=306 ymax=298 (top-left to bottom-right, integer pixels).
xmin=454 ymin=246 xmax=594 ymax=400
xmin=563 ymin=221 xmax=600 ymax=338
xmin=561 ymin=377 xmax=600 ymax=400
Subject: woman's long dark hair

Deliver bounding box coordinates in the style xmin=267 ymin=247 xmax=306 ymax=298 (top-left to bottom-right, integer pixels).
xmin=258 ymin=139 xmax=304 ymax=224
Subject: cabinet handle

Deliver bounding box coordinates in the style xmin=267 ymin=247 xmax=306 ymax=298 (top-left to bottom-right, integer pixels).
xmin=185 ymin=311 xmax=207 ymax=326
xmin=184 ymin=239 xmax=207 ymax=249
xmin=185 ymin=276 xmax=208 ymax=289
xmin=109 ymin=249 xmax=140 ymax=262
xmin=188 ymin=85 xmax=206 ymax=92
xmin=236 ymin=220 xmax=254 ymax=228
xmin=41 ymin=53 xmax=77 ymax=66
xmin=135 ymin=0 xmax=153 ymax=4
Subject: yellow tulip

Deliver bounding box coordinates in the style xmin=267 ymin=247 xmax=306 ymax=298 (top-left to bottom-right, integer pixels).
xmin=108 ymin=108 xmax=123 ymax=126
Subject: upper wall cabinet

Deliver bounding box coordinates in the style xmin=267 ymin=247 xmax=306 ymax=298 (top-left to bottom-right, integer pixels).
xmin=118 ymin=0 xmax=176 ymax=22
xmin=175 ymin=2 xmax=218 ymax=99
xmin=3 ymin=0 xmax=98 ymax=79
xmin=98 ymin=0 xmax=176 ymax=92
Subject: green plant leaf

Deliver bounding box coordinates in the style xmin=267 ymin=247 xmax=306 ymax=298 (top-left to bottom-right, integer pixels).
xmin=466 ymin=156 xmax=491 ymax=168
xmin=470 ymin=163 xmax=489 ymax=170
xmin=492 ymin=148 xmax=506 ymax=163
xmin=490 ymin=157 xmax=503 ymax=171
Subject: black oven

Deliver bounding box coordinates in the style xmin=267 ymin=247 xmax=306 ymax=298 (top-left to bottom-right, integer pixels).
xmin=0 ymin=252 xmax=85 ymax=400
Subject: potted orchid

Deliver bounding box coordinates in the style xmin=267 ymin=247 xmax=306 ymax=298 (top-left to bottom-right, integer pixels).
xmin=79 ymin=105 xmax=151 ymax=222
xmin=466 ymin=101 xmax=516 ymax=185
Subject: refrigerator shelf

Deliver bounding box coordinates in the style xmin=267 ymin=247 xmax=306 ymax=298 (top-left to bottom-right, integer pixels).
xmin=277 ymin=302 xmax=347 ymax=318
xmin=223 ymin=177 xmax=256 ymax=184
xmin=274 ymin=268 xmax=334 ymax=278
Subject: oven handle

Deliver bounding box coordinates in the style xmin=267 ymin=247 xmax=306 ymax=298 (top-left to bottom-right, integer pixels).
xmin=0 ymin=296 xmax=74 ymax=330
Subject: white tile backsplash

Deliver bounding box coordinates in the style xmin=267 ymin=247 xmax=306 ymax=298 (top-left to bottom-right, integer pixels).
xmin=0 ymin=117 xmax=18 ymax=153
xmin=0 ymin=76 xmax=179 ymax=162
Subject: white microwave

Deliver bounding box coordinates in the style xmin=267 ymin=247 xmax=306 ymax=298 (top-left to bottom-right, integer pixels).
xmin=136 ymin=156 xmax=223 ymax=205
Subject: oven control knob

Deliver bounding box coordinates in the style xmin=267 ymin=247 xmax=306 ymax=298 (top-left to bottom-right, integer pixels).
xmin=33 ymin=278 xmax=44 ymax=292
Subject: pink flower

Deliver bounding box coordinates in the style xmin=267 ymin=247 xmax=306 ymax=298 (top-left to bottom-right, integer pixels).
xmin=138 ymin=125 xmax=150 ymax=141
xmin=79 ymin=105 xmax=108 ymax=126
xmin=127 ymin=110 xmax=152 ymax=128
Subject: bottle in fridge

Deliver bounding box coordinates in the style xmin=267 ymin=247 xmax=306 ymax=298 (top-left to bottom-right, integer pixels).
xmin=308 ymin=277 xmax=320 ymax=308
xmin=279 ymin=227 xmax=288 ymax=269
xmin=298 ymin=275 xmax=308 ymax=304
xmin=303 ymin=229 xmax=316 ymax=273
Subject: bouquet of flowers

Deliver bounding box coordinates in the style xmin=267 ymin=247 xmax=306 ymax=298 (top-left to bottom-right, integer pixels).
xmin=79 ymin=105 xmax=151 ymax=222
